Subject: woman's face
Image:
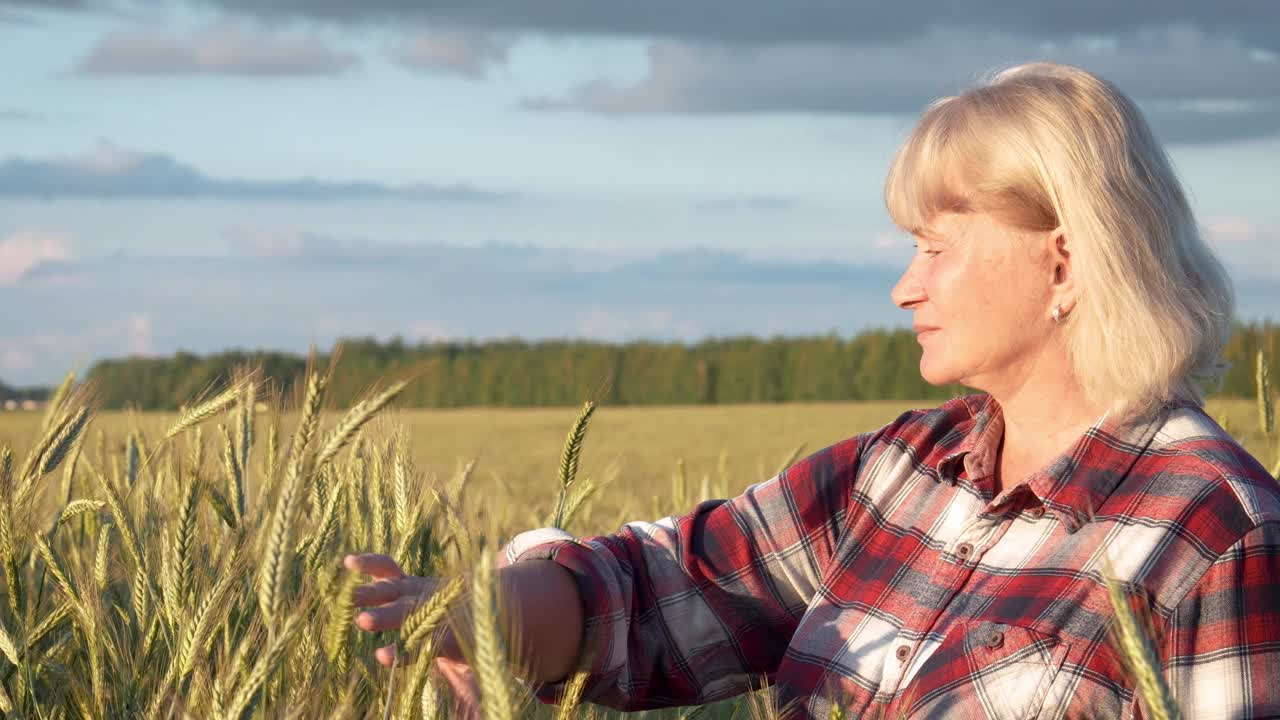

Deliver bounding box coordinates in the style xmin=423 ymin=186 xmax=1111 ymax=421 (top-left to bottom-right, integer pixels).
xmin=890 ymin=210 xmax=1059 ymax=394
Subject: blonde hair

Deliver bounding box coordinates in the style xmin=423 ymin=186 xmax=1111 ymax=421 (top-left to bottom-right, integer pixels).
xmin=884 ymin=61 xmax=1235 ymax=420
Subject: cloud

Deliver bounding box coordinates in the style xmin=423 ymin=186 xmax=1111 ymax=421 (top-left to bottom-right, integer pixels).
xmin=0 ymin=141 xmax=516 ymax=202
xmin=410 ymin=321 xmax=451 ymax=341
xmin=693 ymin=194 xmax=799 ymax=213
xmin=0 ymin=242 xmax=905 ymax=385
xmin=3 ymin=237 xmax=1278 ymax=386
xmin=0 ymin=1 xmax=82 ymax=24
xmin=0 ymin=108 xmax=42 ymax=121
xmin=125 ymin=314 xmax=153 ymax=355
xmin=0 ymin=348 xmax=35 ymax=372
xmin=522 ymin=29 xmax=1280 ymax=143
xmin=389 ymin=28 xmax=513 ymax=78
xmin=0 ymin=229 xmax=72 ymax=285
xmin=1206 ymin=216 xmax=1259 ymax=245
xmin=183 ymin=2 xmax=1280 ymax=54
xmin=77 ymin=21 xmax=359 ymax=76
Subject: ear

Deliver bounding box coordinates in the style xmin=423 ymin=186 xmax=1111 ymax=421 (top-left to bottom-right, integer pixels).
xmin=1049 ymin=227 xmax=1077 ymax=313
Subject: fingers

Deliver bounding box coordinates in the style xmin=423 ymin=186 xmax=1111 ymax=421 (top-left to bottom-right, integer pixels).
xmin=353 ymin=576 xmax=416 ymax=607
xmin=375 ymin=643 xmax=397 ymax=668
xmin=356 ymin=595 xmax=417 ymax=632
xmin=353 ymin=574 xmax=430 ymax=608
xmin=343 ymin=553 xmax=404 ymax=580
xmin=436 ymin=657 xmax=482 ymax=720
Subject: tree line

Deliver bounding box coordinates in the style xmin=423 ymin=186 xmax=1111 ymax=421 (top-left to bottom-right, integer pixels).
xmin=55 ymin=321 xmax=1274 ymax=410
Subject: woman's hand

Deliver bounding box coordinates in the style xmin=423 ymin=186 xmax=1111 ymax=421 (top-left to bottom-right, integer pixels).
xmin=344 ymin=553 xmax=481 ymax=717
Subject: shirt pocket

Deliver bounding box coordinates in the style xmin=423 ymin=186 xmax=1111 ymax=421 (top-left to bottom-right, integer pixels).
xmin=900 ymin=620 xmax=1070 ymax=720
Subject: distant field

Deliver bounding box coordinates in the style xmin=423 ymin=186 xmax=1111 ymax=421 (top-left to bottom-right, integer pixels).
xmin=1 ymin=396 xmax=1270 ymax=537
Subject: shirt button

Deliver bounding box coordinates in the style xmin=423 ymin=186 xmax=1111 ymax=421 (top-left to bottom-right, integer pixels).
xmin=895 ymin=644 xmax=911 ymax=662
xmin=956 ymin=543 xmax=974 ymax=559
xmin=985 ymin=630 xmax=1005 ymax=649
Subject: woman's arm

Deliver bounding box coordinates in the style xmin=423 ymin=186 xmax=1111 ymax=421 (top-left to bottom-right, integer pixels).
xmin=496 ymin=559 xmax=584 ymax=683
xmin=501 ymin=430 xmax=876 ymax=711
xmin=1161 ymin=521 xmax=1280 ymax=717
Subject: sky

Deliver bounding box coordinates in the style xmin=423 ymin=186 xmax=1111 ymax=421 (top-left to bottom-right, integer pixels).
xmin=1 ymin=1 xmax=1278 ymax=387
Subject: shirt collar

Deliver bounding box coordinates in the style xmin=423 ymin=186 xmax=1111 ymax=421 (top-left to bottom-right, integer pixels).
xmin=936 ymin=393 xmax=1177 ymax=532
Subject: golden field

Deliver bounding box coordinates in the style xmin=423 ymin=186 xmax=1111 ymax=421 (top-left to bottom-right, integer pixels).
xmin=0 ymin=389 xmax=1273 ymax=719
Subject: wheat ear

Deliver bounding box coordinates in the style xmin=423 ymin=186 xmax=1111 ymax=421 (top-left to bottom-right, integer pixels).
xmin=1258 ymin=351 xmax=1274 ymax=436
xmin=471 ymin=551 xmax=515 ymax=720
xmin=221 ymin=614 xmax=300 ymax=720
xmin=164 ymin=374 xmax=257 ymax=441
xmin=1103 ymin=571 xmax=1180 ymax=720
xmin=401 ymin=575 xmax=466 ymax=654
xmin=324 ymin=571 xmax=361 ymax=674
xmin=552 ymin=401 xmax=595 ymax=529
xmin=258 ymin=371 xmax=325 ymax=631
xmin=314 ymin=379 xmax=410 ymax=470
xmin=555 ymin=671 xmax=591 ymax=720
xmin=39 ymin=371 xmax=75 ymax=433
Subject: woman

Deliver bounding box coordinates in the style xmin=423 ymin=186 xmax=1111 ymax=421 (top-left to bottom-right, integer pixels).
xmin=347 ymin=62 xmax=1280 ymax=719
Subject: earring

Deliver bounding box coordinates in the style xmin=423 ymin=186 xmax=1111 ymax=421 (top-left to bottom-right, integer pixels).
xmin=1052 ymin=304 xmax=1063 ymax=324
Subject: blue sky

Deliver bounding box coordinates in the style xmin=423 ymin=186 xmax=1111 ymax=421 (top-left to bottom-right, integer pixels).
xmin=1 ymin=2 xmax=1278 ymax=386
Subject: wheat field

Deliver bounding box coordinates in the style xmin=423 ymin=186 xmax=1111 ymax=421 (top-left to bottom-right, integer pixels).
xmin=0 ymin=364 xmax=1274 ymax=719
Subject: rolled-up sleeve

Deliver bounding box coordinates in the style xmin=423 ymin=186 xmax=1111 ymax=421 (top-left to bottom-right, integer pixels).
xmin=500 ymin=433 xmax=869 ymax=711
xmin=1163 ymin=520 xmax=1280 ymax=719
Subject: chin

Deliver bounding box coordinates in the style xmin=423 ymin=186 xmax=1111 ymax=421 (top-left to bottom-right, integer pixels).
xmin=918 ymin=358 xmax=962 ymax=387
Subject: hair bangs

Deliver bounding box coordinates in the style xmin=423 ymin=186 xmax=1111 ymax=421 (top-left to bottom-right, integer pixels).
xmin=884 ymin=98 xmax=984 ymax=234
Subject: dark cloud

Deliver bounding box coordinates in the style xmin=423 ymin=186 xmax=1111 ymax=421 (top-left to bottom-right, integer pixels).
xmin=184 ymin=2 xmax=1280 ymax=53
xmin=32 ymin=3 xmax=1280 ymax=143
xmin=77 ymin=22 xmax=359 ymax=76
xmin=522 ymin=29 xmax=1280 ymax=144
xmin=0 ymin=142 xmax=515 ymax=202
xmin=0 ymin=0 xmax=86 ymax=10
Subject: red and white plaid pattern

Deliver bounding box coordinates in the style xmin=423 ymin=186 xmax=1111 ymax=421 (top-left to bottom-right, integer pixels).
xmin=503 ymin=394 xmax=1280 ymax=719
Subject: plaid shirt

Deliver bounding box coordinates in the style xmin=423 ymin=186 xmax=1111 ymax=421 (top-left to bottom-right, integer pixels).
xmin=502 ymin=394 xmax=1280 ymax=719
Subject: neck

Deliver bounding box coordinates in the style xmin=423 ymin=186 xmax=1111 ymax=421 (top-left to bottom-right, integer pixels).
xmin=979 ymin=349 xmax=1110 ymax=493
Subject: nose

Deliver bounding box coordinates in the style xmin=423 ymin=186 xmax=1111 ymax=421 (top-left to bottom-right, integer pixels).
xmin=891 ymin=258 xmax=926 ymax=310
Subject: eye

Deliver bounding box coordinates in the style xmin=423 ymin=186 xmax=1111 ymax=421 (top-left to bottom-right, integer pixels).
xmin=912 ymin=243 xmax=941 ymax=256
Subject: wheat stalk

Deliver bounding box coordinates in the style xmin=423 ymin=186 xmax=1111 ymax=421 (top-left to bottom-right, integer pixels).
xmin=401 ymin=575 xmax=466 ymax=655
xmin=555 ymin=671 xmax=591 ymax=720
xmin=220 ymin=423 xmax=245 ymax=523
xmin=393 ymin=440 xmax=411 ymax=539
xmin=471 ymin=551 xmax=515 ymax=720
xmin=165 ymin=476 xmax=200 ymax=628
xmin=1258 ymin=350 xmax=1274 ymax=436
xmin=237 ymin=380 xmax=256 ymax=488
xmin=0 ymin=614 xmax=20 ymax=666
xmin=17 ymin=405 xmax=90 ymax=504
xmin=1103 ymin=570 xmax=1179 ymax=720
xmin=51 ymin=498 xmax=105 ymax=533
xmin=324 ymin=571 xmax=361 ymax=674
xmin=178 ymin=554 xmax=239 ymax=676
xmin=39 ymin=371 xmax=76 ymax=433
xmin=221 ymin=614 xmax=300 ymax=720
xmin=314 ymin=379 xmax=410 ymax=471
xmin=552 ymin=402 xmax=595 ymax=530
xmin=258 ymin=371 xmax=326 ymax=631
xmin=94 ymin=524 xmax=112 ymax=590
xmin=164 ymin=375 xmax=257 ymax=441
